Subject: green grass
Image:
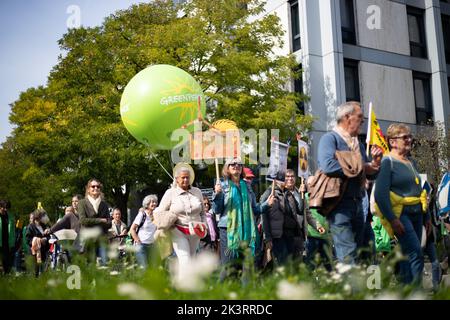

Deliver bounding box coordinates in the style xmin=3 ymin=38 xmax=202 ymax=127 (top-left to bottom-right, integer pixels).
xmin=1 ymin=251 xmax=449 ymax=300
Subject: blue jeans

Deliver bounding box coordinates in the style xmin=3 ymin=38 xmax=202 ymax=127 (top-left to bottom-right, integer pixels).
xmin=136 ymin=243 xmax=153 ymax=269
xmin=396 ymin=206 xmax=424 ymax=285
xmin=328 ymin=198 xmax=365 ymax=264
xmin=361 ymin=217 xmax=376 ymax=264
xmin=423 ymin=238 xmax=441 ymax=290
xmin=219 ymin=227 xmax=230 ymax=266
xmin=96 ymin=245 xmax=107 ymax=266
xmin=218 ymin=227 xmax=253 ymax=285
xmin=305 ymin=237 xmax=332 ymax=272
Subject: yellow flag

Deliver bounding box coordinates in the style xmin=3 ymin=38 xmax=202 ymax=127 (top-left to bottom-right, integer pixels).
xmin=366 ymin=103 xmax=389 ymax=155
xmin=16 ymin=219 xmax=23 ymax=229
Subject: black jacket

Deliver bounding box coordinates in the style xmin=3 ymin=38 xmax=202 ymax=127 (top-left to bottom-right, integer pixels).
xmin=261 ymin=186 xmax=316 ymax=240
xmin=78 ymin=198 xmax=111 ymax=234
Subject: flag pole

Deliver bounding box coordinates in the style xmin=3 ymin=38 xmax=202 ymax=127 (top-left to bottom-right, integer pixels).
xmin=366 ymin=101 xmax=373 ymax=157
xmin=215 ymin=158 xmax=220 ymax=185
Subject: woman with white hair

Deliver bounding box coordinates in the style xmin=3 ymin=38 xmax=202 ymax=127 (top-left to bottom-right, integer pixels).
xmin=154 ymin=163 xmax=205 ymax=271
xmin=130 ymin=194 xmax=158 ymax=268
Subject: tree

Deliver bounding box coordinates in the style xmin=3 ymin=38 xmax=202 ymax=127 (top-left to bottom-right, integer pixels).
xmin=4 ymin=0 xmax=312 ymax=218
xmin=411 ymin=121 xmax=450 ymax=187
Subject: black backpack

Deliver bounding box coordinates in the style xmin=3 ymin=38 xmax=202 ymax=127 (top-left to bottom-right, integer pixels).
xmin=135 ymin=211 xmax=147 ymax=234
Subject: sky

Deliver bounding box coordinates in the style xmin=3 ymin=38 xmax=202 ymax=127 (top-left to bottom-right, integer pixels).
xmin=0 ymin=0 xmax=149 ymax=144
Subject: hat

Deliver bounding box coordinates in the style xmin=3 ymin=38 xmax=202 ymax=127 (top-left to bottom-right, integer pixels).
xmin=243 ymin=167 xmax=255 ymax=179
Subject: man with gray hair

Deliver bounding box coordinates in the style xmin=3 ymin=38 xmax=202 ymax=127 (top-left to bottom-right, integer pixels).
xmin=317 ymin=101 xmax=382 ymax=265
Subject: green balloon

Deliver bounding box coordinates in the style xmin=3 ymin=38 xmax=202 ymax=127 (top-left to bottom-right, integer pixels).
xmin=120 ymin=64 xmax=206 ymax=150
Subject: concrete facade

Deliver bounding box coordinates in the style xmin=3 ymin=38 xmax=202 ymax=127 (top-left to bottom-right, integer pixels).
xmin=262 ymin=0 xmax=450 ymax=169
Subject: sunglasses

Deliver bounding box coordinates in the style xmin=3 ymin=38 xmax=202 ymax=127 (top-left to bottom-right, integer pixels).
xmin=229 ymin=163 xmax=243 ymax=167
xmin=90 ymin=185 xmax=101 ymax=189
xmin=392 ymin=134 xmax=413 ymax=141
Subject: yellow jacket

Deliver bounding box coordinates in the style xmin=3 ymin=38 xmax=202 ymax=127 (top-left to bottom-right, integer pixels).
xmin=374 ymin=190 xmax=427 ymax=238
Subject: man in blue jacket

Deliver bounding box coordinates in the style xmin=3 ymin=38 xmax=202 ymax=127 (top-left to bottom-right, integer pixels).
xmin=317 ymin=101 xmax=382 ymax=265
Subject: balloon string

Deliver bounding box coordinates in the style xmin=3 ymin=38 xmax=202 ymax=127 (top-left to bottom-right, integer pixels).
xmin=149 ymin=150 xmax=174 ymax=181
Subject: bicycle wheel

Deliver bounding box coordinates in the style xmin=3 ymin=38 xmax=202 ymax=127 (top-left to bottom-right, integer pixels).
xmin=57 ymin=253 xmax=69 ymax=272
xmin=42 ymin=253 xmax=53 ymax=272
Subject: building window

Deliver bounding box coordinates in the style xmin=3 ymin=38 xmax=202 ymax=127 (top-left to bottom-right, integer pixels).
xmin=442 ymin=15 xmax=450 ymax=64
xmin=294 ymin=64 xmax=304 ymax=114
xmin=289 ymin=0 xmax=301 ymax=52
xmin=344 ymin=59 xmax=360 ymax=101
xmin=448 ymin=77 xmax=450 ymax=102
xmin=413 ymin=73 xmax=433 ymax=125
xmin=340 ymin=0 xmax=356 ymax=45
xmin=407 ymin=7 xmax=427 ymax=59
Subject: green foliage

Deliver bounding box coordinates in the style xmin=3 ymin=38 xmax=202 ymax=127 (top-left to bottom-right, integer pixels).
xmin=1 ymin=0 xmax=312 ymax=218
xmin=0 ymin=255 xmax=444 ymax=300
xmin=411 ymin=120 xmax=450 ymax=186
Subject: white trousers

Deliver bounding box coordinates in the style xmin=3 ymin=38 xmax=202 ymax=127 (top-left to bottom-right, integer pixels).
xmin=171 ymin=227 xmax=200 ymax=270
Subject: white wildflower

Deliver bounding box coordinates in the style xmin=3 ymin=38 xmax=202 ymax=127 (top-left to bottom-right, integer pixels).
xmin=276 ymin=280 xmax=313 ymax=300
xmin=322 ymin=293 xmax=343 ymax=300
xmin=374 ymin=292 xmax=400 ymax=300
xmin=343 ymin=284 xmax=352 ymax=294
xmin=108 ymin=243 xmax=120 ymax=260
xmin=79 ymin=227 xmax=102 ymax=242
xmin=407 ymin=292 xmax=427 ymax=300
xmin=110 ymin=271 xmax=120 ymax=276
xmin=124 ymin=244 xmax=139 ymax=253
xmin=336 ymin=262 xmax=352 ymax=274
xmin=96 ymin=265 xmax=108 ymax=270
xmin=126 ymin=264 xmax=138 ymax=270
xmin=228 ymin=292 xmax=238 ymax=299
xmin=117 ymin=282 xmax=153 ymax=300
xmin=47 ymin=279 xmax=58 ymax=287
xmin=170 ymin=251 xmax=219 ymax=292
xmin=276 ymin=266 xmax=285 ymax=274
xmin=331 ymin=272 xmax=342 ymax=282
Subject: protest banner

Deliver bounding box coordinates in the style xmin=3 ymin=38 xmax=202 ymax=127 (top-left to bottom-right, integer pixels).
xmin=297 ymin=140 xmax=309 ymax=180
xmin=266 ymin=139 xmax=289 ymax=183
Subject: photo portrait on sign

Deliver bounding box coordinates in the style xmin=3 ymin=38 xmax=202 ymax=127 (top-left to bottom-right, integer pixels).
xmin=297 ymin=140 xmax=309 ymax=180
xmin=266 ymin=140 xmax=289 ymax=182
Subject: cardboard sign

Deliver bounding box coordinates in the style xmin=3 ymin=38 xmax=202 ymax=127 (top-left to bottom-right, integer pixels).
xmin=266 ymin=140 xmax=289 ymax=182
xmin=190 ymin=129 xmax=241 ymax=160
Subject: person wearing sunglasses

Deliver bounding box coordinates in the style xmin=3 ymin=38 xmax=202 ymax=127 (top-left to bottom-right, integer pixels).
xmin=78 ymin=178 xmax=111 ymax=266
xmin=374 ymin=123 xmax=430 ymax=286
xmin=213 ymin=157 xmax=273 ymax=283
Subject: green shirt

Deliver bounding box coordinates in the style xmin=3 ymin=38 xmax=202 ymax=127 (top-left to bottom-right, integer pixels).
xmin=0 ymin=213 xmax=16 ymax=249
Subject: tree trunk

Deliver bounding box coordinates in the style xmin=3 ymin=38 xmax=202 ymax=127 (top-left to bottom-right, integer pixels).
xmin=111 ymin=184 xmax=130 ymax=225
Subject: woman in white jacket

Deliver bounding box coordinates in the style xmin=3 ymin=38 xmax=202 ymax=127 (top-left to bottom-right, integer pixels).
xmin=155 ymin=163 xmax=206 ymax=272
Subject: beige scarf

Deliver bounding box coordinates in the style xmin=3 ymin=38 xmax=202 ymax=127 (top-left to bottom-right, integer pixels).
xmin=333 ymin=125 xmax=360 ymax=151
xmin=87 ymin=195 xmax=101 ymax=214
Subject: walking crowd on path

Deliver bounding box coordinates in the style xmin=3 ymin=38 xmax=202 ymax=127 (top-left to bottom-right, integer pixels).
xmin=2 ymin=101 xmax=450 ymax=294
